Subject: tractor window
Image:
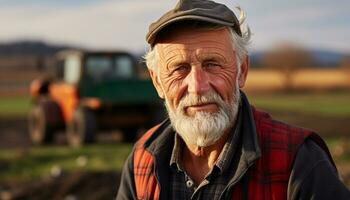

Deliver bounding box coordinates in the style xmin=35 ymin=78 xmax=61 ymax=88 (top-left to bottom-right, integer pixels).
xmin=64 ymin=55 xmax=81 ymax=84
xmin=56 ymin=59 xmax=64 ymax=80
xmin=85 ymin=55 xmax=134 ymax=80
xmin=114 ymin=56 xmax=133 ymax=78
xmin=86 ymin=57 xmax=112 ymax=80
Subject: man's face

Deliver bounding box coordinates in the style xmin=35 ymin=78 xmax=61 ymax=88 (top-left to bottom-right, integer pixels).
xmin=150 ymin=27 xmax=248 ymax=146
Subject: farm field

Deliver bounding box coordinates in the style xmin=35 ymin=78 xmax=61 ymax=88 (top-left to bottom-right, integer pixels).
xmin=0 ymin=96 xmax=30 ymax=117
xmin=250 ymin=92 xmax=350 ymax=117
xmin=245 ymin=69 xmax=350 ymax=92
xmin=248 ymin=92 xmax=350 ymax=137
xmin=0 ymin=91 xmax=349 ymax=199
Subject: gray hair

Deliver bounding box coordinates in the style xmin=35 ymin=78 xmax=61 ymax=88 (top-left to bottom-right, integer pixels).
xmin=144 ymin=6 xmax=251 ymax=76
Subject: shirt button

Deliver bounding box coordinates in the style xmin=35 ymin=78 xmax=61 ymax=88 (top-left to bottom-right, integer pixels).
xmin=186 ymin=180 xmax=194 ymax=188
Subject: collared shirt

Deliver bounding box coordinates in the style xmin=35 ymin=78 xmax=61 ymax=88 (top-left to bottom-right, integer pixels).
xmin=168 ymin=107 xmax=243 ymax=200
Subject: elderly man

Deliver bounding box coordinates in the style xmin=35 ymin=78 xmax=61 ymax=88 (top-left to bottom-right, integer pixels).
xmin=117 ymin=0 xmax=350 ymax=199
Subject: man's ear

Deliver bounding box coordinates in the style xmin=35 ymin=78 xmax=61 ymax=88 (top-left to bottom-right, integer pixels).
xmin=149 ymin=69 xmax=165 ymax=99
xmin=238 ymin=56 xmax=249 ymax=88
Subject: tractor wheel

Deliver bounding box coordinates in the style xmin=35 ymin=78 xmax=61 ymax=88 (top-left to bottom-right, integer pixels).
xmin=67 ymin=107 xmax=96 ymax=147
xmin=28 ymin=100 xmax=62 ymax=145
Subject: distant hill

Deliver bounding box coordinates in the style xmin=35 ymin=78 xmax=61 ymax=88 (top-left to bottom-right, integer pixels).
xmin=249 ymin=51 xmax=264 ymax=68
xmin=0 ymin=40 xmax=79 ymax=70
xmin=0 ymin=40 xmax=74 ymax=56
xmin=310 ymin=50 xmax=345 ymax=68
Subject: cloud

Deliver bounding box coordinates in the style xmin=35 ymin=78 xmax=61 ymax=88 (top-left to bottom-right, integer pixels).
xmin=0 ymin=1 xmax=173 ymax=51
xmin=0 ymin=0 xmax=349 ymax=53
xmin=246 ymin=3 xmax=350 ymax=52
xmin=252 ymin=24 xmax=350 ymax=52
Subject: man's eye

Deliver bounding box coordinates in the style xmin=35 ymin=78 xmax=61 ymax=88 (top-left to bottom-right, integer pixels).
xmin=174 ymin=65 xmax=189 ymax=72
xmin=204 ymin=62 xmax=220 ymax=68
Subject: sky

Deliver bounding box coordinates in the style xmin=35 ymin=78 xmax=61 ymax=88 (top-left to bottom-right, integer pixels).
xmin=0 ymin=0 xmax=349 ymax=53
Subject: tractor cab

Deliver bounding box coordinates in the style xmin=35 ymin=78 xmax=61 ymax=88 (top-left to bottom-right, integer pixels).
xmin=29 ymin=50 xmax=163 ymax=146
xmin=54 ymin=51 xmax=137 ymax=84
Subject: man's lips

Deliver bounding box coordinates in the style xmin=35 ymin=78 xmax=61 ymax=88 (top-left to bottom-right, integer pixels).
xmin=185 ymin=103 xmax=218 ymax=115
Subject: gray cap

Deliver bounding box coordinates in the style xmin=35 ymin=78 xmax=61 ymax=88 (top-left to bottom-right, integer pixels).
xmin=146 ymin=0 xmax=242 ymax=46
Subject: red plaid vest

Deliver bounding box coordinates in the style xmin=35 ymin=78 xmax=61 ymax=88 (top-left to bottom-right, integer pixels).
xmin=133 ymin=108 xmax=331 ymax=200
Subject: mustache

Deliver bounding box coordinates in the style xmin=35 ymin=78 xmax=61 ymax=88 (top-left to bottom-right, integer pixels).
xmin=177 ymin=91 xmax=225 ymax=110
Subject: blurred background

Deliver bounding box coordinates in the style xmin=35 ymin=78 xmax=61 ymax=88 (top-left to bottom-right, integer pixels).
xmin=0 ymin=0 xmax=349 ymax=199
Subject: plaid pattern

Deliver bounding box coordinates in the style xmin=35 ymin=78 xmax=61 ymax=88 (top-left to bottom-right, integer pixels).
xmin=133 ymin=107 xmax=324 ymax=200
xmin=133 ymin=125 xmax=161 ymax=200
xmin=231 ymin=108 xmax=317 ymax=199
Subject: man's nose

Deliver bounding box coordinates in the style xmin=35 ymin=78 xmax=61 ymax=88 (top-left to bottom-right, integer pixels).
xmin=187 ymin=66 xmax=210 ymax=95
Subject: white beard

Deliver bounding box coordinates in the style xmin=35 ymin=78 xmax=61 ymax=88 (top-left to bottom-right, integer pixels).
xmin=165 ymin=83 xmax=241 ymax=147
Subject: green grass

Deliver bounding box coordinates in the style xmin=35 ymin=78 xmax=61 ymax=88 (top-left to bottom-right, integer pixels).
xmin=249 ymin=92 xmax=350 ymax=117
xmin=0 ymin=143 xmax=133 ymax=181
xmin=0 ymin=96 xmax=31 ymax=117
xmin=1 ymin=92 xmax=349 ymax=118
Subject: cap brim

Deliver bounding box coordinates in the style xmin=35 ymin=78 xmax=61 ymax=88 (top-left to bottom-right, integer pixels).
xmin=146 ymin=15 xmax=235 ymax=46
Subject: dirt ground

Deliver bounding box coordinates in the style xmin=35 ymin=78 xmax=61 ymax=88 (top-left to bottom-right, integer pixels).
xmin=0 ymin=117 xmax=31 ymax=149
xmin=0 ymin=171 xmax=121 ymax=200
xmin=0 ymin=117 xmax=123 ymax=200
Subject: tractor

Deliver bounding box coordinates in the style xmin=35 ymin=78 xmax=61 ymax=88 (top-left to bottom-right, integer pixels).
xmin=28 ymin=50 xmax=164 ymax=146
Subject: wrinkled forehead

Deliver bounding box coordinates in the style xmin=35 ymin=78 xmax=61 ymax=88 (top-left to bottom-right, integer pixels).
xmin=155 ymin=28 xmax=235 ymax=66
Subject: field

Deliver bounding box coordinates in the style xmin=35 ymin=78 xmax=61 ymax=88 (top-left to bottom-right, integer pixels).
xmin=0 ymin=144 xmax=132 ymax=182
xmin=0 ymin=96 xmax=31 ymax=117
xmin=245 ymin=69 xmax=350 ymax=92
xmin=250 ymin=92 xmax=350 ymax=117
xmin=0 ymin=92 xmax=349 ymax=199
